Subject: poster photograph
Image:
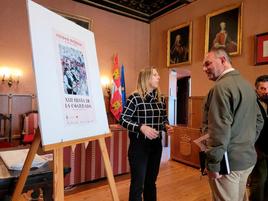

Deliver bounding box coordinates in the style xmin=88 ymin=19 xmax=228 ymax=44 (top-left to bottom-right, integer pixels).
xmin=205 ymin=3 xmax=242 ymax=55
xmin=55 ymin=32 xmax=95 ymax=125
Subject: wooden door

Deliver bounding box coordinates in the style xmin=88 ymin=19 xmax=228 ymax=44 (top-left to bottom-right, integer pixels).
xmin=188 ymin=96 xmax=204 ymax=129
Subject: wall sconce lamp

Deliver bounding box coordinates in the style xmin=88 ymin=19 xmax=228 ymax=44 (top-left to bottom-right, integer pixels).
xmin=0 ymin=67 xmax=22 ymax=87
xmin=101 ymin=76 xmax=111 ymax=97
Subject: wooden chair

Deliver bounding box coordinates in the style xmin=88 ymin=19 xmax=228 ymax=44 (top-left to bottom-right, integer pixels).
xmin=0 ymin=113 xmax=12 ymax=143
xmin=20 ymin=111 xmax=38 ymax=144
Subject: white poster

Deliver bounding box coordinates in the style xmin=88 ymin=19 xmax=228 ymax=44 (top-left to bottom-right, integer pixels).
xmin=27 ymin=0 xmax=109 ymax=146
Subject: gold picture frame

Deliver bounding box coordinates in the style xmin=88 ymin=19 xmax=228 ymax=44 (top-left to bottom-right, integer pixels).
xmin=167 ymin=22 xmax=192 ymax=67
xmin=51 ymin=9 xmax=93 ymax=31
xmin=205 ymin=3 xmax=243 ymax=55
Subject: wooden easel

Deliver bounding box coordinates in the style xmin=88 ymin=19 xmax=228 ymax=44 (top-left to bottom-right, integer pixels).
xmin=11 ymin=129 xmax=120 ymax=201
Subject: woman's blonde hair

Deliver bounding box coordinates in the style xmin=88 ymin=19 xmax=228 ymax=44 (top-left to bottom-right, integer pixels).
xmin=136 ymin=67 xmax=161 ymax=101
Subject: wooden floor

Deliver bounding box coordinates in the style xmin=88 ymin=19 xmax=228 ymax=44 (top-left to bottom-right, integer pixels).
xmin=64 ymin=160 xmax=212 ymax=201
xmin=18 ymin=147 xmax=211 ymax=201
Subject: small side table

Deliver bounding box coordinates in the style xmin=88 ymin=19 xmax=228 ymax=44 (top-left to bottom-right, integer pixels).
xmin=0 ymin=157 xmax=70 ymax=201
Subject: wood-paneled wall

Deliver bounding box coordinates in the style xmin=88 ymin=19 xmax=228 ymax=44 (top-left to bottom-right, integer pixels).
xmin=188 ymin=96 xmax=204 ymax=129
xmin=0 ymin=94 xmax=36 ymax=139
xmin=171 ymin=126 xmax=201 ymax=167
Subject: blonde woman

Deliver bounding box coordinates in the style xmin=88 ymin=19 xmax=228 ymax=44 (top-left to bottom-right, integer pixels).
xmin=120 ymin=67 xmax=173 ymax=201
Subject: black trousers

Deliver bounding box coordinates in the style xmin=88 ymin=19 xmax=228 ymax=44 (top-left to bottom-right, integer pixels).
xmin=128 ymin=136 xmax=162 ymax=201
xmin=250 ymin=153 xmax=268 ymax=201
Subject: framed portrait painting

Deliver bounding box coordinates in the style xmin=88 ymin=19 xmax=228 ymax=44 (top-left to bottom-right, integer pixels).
xmin=205 ymin=3 xmax=242 ymax=55
xmin=255 ymin=32 xmax=268 ymax=65
xmin=52 ymin=9 xmax=93 ymax=31
xmin=167 ymin=22 xmax=192 ymax=67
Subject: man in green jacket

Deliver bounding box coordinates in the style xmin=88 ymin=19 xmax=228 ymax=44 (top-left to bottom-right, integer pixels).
xmin=202 ymin=47 xmax=264 ymax=201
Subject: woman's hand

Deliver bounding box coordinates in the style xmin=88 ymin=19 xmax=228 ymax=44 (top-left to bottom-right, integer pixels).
xmin=140 ymin=125 xmax=159 ymax=140
xmin=165 ymin=124 xmax=174 ymax=135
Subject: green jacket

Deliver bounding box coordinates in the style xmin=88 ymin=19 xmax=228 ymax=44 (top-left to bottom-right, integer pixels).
xmin=203 ymin=70 xmax=264 ymax=172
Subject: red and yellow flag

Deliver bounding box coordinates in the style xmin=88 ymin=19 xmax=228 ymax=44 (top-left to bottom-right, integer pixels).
xmin=110 ymin=54 xmax=122 ymax=121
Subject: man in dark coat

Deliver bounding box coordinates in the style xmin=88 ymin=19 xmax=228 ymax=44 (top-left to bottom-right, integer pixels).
xmin=250 ymin=75 xmax=268 ymax=201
